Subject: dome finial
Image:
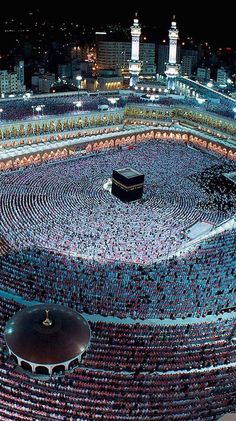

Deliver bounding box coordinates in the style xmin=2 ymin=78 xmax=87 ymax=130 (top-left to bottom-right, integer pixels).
xmin=43 ymin=309 xmax=52 ymax=327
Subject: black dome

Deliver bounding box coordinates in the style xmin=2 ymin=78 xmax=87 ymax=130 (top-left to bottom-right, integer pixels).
xmin=4 ymin=304 xmax=91 ymax=365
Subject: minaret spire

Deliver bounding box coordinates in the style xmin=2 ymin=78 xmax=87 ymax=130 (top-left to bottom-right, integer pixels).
xmin=43 ymin=309 xmax=52 ymax=327
xmin=129 ymin=14 xmax=142 ymax=87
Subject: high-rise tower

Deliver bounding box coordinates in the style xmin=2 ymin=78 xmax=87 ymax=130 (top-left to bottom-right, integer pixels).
xmin=165 ymin=16 xmax=180 ymax=90
xmin=129 ymin=14 xmax=142 ymax=87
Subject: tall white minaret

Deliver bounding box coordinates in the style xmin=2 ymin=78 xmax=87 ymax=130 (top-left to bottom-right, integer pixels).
xmin=129 ymin=13 xmax=142 ymax=87
xmin=165 ymin=16 xmax=180 ymax=90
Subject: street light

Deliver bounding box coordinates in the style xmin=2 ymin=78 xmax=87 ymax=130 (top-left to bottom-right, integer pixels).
xmin=0 ymin=108 xmax=3 ymax=118
xmin=76 ymin=75 xmax=82 ymax=95
xmin=35 ymin=105 xmax=42 ymax=117
xmin=196 ymin=98 xmax=206 ymax=105
xmin=40 ymin=104 xmax=45 ymax=116
xmin=76 ymin=101 xmax=82 ymax=110
xmin=34 ymin=104 xmax=45 ymax=117
xmin=23 ymin=93 xmax=31 ymax=100
xmin=233 ymin=107 xmax=236 ymax=119
xmin=73 ymin=101 xmax=82 ymax=112
xmin=108 ymin=97 xmax=118 ymax=109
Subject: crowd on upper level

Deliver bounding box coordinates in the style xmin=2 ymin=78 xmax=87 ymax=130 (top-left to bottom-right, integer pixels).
xmin=0 ymin=94 xmax=122 ymax=123
xmin=0 ymin=89 xmax=235 ymax=123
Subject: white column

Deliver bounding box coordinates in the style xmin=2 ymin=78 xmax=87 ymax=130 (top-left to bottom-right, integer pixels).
xmin=31 ymin=363 xmax=37 ymax=373
xmin=169 ymin=40 xmax=177 ymax=64
xmin=131 ymin=36 xmax=140 ymax=61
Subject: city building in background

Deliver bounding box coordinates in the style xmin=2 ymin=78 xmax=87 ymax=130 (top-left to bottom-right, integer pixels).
xmin=31 ymin=69 xmax=55 ymax=93
xmin=180 ymin=49 xmax=198 ymax=77
xmin=217 ymin=67 xmax=230 ymax=86
xmin=97 ymin=41 xmax=156 ymax=79
xmin=196 ymin=66 xmax=211 ymax=81
xmin=0 ymin=61 xmax=25 ymax=96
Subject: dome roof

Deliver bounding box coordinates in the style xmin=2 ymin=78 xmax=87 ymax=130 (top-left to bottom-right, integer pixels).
xmin=4 ymin=304 xmax=90 ymax=365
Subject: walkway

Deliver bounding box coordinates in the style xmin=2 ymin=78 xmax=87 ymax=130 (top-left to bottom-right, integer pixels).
xmin=80 ymin=359 xmax=236 ymax=377
xmin=1 ymin=289 xmax=235 ymax=326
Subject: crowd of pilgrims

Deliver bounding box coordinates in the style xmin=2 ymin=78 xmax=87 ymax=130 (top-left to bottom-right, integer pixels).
xmin=0 ymin=135 xmax=236 ymax=420
xmin=0 ymin=138 xmax=236 ymax=319
xmin=0 ymin=87 xmax=235 ymax=124
xmin=0 ymin=298 xmax=236 ymax=420
xmin=134 ymin=93 xmax=236 ymax=119
xmin=190 ymin=162 xmax=236 ymax=213
xmin=0 ymin=94 xmax=124 ymax=123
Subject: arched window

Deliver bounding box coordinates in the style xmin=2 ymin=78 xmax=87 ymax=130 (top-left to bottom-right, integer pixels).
xmin=35 ymin=365 xmax=49 ymax=375
xmin=52 ymin=365 xmax=65 ymax=374
xmin=21 ymin=360 xmax=32 ymax=372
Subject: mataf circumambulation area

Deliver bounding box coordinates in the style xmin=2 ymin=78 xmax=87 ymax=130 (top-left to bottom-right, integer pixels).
xmin=4 ymin=304 xmax=91 ymax=375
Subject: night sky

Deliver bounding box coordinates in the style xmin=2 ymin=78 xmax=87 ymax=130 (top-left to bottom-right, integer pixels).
xmin=1 ymin=2 xmax=235 ymax=47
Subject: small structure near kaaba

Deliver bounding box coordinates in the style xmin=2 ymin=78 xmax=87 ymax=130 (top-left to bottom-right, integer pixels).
xmin=4 ymin=304 xmax=91 ymax=376
xmin=112 ymin=168 xmax=144 ymax=202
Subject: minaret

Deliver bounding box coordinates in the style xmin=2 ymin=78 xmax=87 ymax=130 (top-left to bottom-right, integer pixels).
xmin=165 ymin=16 xmax=180 ymax=90
xmin=129 ymin=13 xmax=142 ymax=87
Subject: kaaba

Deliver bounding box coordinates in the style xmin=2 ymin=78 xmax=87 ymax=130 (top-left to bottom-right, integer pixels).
xmin=111 ymin=168 xmax=144 ymax=202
